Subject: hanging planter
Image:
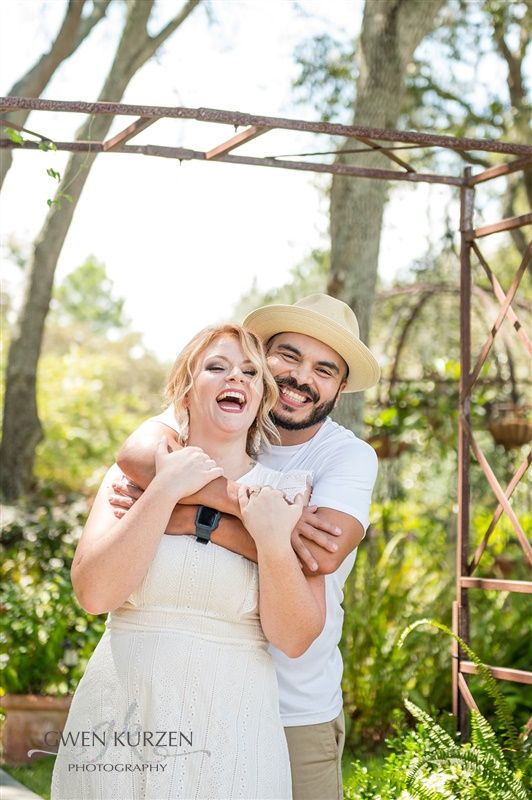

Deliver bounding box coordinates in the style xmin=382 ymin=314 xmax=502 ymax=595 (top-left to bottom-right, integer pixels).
xmin=487 ymin=405 xmax=532 ymax=450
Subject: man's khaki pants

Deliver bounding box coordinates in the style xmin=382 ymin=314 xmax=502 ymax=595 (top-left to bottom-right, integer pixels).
xmin=284 ymin=711 xmax=345 ymax=800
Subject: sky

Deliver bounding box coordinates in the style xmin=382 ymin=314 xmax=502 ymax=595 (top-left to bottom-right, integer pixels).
xmin=1 ymin=0 xmax=456 ymax=361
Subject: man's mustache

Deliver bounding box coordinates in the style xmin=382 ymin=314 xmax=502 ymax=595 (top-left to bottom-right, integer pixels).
xmin=275 ymin=376 xmax=319 ymax=404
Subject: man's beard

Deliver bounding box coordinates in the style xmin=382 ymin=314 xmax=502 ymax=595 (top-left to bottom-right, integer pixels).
xmin=271 ymin=377 xmax=340 ymax=431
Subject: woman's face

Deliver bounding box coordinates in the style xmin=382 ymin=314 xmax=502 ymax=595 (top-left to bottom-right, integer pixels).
xmin=186 ymin=335 xmax=264 ymax=439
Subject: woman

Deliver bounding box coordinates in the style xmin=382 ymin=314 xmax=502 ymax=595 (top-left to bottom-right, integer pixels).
xmin=52 ymin=324 xmax=325 ymax=800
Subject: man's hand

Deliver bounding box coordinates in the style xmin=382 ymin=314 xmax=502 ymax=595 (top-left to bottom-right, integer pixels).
xmin=109 ymin=475 xmax=143 ymax=518
xmin=291 ymin=506 xmax=342 ymax=572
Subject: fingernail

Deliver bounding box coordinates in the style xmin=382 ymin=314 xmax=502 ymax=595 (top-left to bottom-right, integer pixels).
xmin=331 ymin=543 xmax=338 ymax=551
xmin=335 ymin=527 xmax=342 ymax=535
xmin=311 ymin=562 xmax=318 ymax=571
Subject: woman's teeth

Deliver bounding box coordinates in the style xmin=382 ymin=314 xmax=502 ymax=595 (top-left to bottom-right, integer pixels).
xmin=216 ymin=390 xmax=246 ymax=412
xmin=217 ymin=390 xmax=245 ymax=404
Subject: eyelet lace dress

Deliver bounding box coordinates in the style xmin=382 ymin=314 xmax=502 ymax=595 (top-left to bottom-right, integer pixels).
xmin=51 ymin=465 xmax=310 ymax=800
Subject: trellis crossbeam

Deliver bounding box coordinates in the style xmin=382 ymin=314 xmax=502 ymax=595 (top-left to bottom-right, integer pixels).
xmin=1 ymin=97 xmax=531 ymax=190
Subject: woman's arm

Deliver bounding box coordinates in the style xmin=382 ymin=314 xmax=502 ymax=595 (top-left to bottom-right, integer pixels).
xmin=72 ymin=442 xmax=223 ymax=615
xmin=117 ymin=419 xmax=242 ymax=516
xmin=238 ymin=486 xmax=326 ymax=657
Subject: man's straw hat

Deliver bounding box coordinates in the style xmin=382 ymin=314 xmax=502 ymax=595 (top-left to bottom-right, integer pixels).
xmin=243 ymin=293 xmax=380 ymax=393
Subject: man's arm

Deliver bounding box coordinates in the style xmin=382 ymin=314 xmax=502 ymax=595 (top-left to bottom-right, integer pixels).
xmin=116 ymin=418 xmax=347 ymax=570
xmin=164 ymin=504 xmax=258 ymax=562
xmin=291 ymin=507 xmax=364 ymax=576
xmin=291 ymin=437 xmax=378 ymax=576
xmin=117 ymin=419 xmax=242 ymax=516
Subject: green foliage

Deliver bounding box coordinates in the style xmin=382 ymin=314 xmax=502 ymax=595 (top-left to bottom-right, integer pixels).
xmin=4 ymin=127 xmax=25 ymax=145
xmin=52 ymin=257 xmax=128 ymax=334
xmin=0 ymin=494 xmax=105 ymax=695
xmin=402 ymin=700 xmax=529 ymax=800
xmin=400 ymin=620 xmax=523 ymax=769
xmin=293 ymin=33 xmax=355 ymax=123
xmin=293 ymin=0 xmax=530 ymax=150
xmin=341 ymin=425 xmax=531 ymax=751
xmin=343 ymin=628 xmax=530 ymax=799
xmin=341 ymin=498 xmax=454 ymax=749
xmin=38 ymin=140 xmax=57 ymax=153
xmin=1 ymin=255 xmax=168 ymax=492
xmin=3 ymin=127 xmax=62 ymax=204
xmin=31 ymin=341 xmax=166 ymax=491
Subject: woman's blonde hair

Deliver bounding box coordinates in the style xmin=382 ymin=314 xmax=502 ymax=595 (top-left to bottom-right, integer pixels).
xmin=165 ymin=324 xmax=280 ymax=457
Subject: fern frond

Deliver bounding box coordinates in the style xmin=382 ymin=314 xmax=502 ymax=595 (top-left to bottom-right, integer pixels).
xmin=404 ymin=699 xmax=460 ymax=753
xmin=427 ymin=749 xmax=529 ymax=800
xmin=408 ymin=777 xmax=447 ymax=800
xmin=470 ymin=710 xmax=506 ymax=764
xmin=400 ymin=619 xmax=520 ymax=762
xmin=405 ymin=753 xmax=428 ymax=786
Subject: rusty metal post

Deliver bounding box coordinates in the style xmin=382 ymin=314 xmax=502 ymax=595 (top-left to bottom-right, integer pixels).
xmin=456 ymin=166 xmax=475 ymax=739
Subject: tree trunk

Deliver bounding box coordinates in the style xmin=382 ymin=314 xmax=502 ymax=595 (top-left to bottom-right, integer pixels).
xmin=0 ymin=0 xmax=201 ymax=500
xmin=488 ymin=0 xmax=532 ymax=253
xmin=328 ymin=0 xmax=445 ymax=430
xmin=0 ymin=0 xmax=112 ymax=190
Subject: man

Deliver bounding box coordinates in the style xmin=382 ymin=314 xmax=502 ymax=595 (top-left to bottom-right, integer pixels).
xmin=111 ymin=294 xmax=379 ymax=800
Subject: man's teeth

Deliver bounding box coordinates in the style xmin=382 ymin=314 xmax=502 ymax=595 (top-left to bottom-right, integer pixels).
xmin=281 ymin=388 xmax=308 ymax=403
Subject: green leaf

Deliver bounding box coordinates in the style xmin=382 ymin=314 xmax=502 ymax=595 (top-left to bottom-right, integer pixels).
xmin=4 ymin=127 xmax=25 ymax=145
xmin=38 ymin=139 xmax=57 ymax=152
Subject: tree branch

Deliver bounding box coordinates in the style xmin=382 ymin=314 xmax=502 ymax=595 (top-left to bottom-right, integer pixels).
xmin=502 ymin=173 xmax=528 ymax=257
xmin=8 ymin=0 xmax=86 ymax=97
xmin=73 ymin=0 xmax=113 ymax=51
xmin=487 ymin=4 xmax=531 ymax=207
xmin=455 ymin=150 xmax=491 ymax=168
xmin=1 ymin=0 xmax=112 ymax=190
xmin=413 ymin=69 xmax=498 ymax=130
xmin=135 ymin=0 xmax=202 ymax=69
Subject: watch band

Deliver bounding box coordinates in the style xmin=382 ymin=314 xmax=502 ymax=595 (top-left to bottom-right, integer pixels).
xmin=195 ymin=505 xmax=222 ymax=545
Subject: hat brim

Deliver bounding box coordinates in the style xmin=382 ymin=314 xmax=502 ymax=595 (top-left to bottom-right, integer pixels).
xmin=243 ymin=304 xmax=380 ymax=392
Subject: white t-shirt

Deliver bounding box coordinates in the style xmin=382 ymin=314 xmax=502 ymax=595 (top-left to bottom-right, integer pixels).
xmin=156 ymin=409 xmax=378 ymax=726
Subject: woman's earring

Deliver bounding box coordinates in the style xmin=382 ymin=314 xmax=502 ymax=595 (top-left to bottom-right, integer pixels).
xmin=178 ymin=411 xmax=189 ymax=446
xmin=252 ymin=425 xmax=261 ymax=455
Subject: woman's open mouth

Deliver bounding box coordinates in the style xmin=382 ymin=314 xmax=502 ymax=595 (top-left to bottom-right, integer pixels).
xmin=278 ymin=386 xmax=312 ymax=408
xmin=216 ymin=389 xmax=247 ymax=413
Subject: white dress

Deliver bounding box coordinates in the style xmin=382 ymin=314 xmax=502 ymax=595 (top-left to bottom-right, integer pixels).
xmin=52 ymin=465 xmax=309 ymax=800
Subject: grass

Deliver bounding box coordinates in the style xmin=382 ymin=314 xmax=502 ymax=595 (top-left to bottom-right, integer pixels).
xmin=2 ymin=755 xmax=54 ymax=799
xmin=3 ymin=749 xmax=385 ymax=800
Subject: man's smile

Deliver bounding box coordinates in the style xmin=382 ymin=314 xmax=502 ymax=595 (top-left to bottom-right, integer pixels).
xmin=278 ymin=386 xmax=311 ymax=407
xmin=275 ymin=377 xmax=318 ymax=410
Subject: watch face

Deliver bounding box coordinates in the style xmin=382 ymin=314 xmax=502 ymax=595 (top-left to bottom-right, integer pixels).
xmin=198 ymin=507 xmax=219 ymax=528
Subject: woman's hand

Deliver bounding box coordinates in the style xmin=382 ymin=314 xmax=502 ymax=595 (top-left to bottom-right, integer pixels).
xmin=237 ymin=484 xmax=304 ymax=552
xmin=154 ymin=437 xmax=224 ymax=501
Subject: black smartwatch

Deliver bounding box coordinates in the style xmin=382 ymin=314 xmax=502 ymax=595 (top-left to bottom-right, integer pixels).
xmin=195 ymin=505 xmax=222 ymax=545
